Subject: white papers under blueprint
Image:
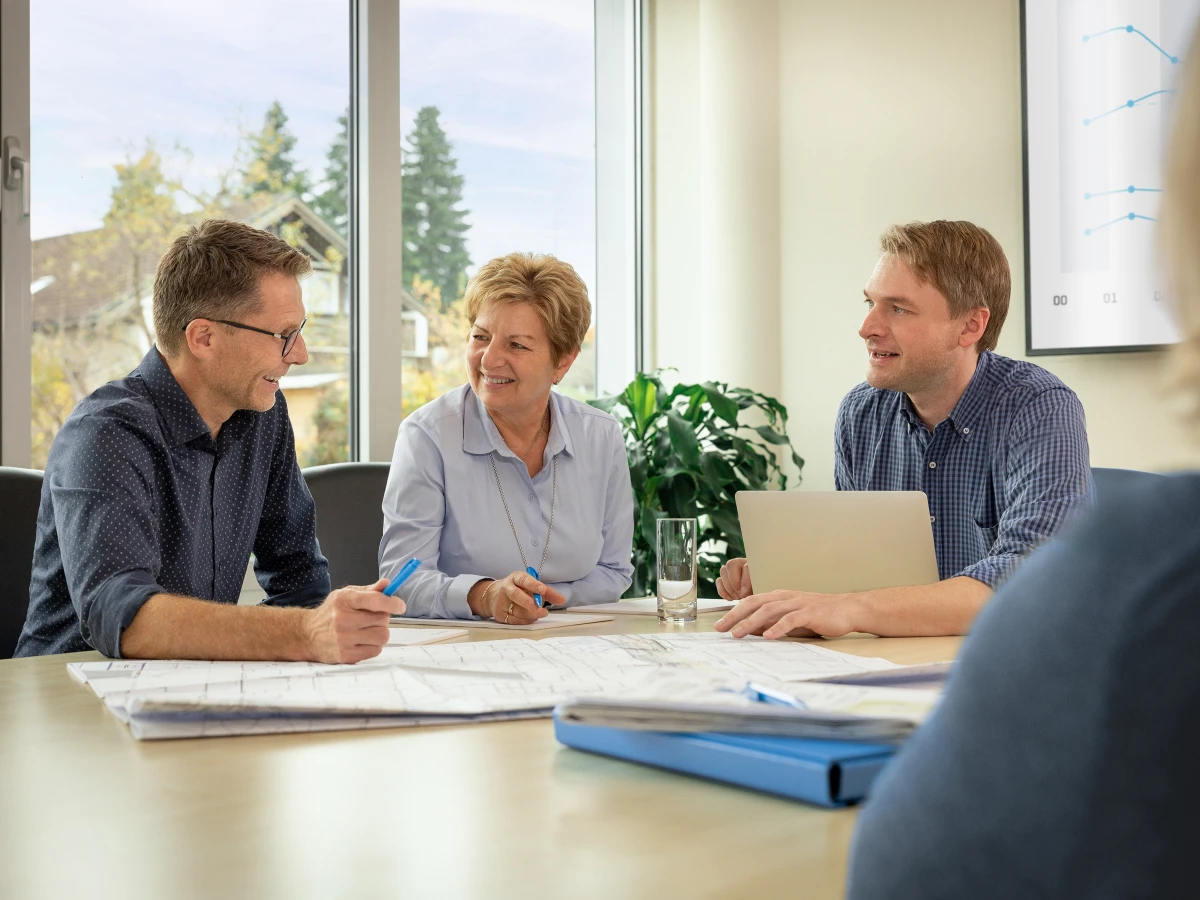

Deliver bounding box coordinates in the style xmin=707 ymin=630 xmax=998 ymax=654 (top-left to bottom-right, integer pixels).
xmin=555 ymin=680 xmax=940 ymax=742
xmin=68 ymin=633 xmax=898 ymax=741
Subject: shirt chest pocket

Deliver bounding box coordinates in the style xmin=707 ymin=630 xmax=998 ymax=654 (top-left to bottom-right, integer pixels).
xmin=973 ymin=474 xmax=1000 ymax=551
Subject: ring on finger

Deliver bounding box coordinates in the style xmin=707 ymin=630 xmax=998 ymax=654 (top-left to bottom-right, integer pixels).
xmin=503 ymin=613 xmax=511 ymax=624
xmin=507 ymin=601 xmax=514 ymax=616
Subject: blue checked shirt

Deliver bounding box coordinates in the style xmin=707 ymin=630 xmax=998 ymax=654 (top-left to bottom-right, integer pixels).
xmin=834 ymin=351 xmax=1092 ymax=589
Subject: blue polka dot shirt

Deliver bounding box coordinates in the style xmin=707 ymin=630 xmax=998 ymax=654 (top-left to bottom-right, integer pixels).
xmin=15 ymin=347 xmax=330 ymax=658
xmin=834 ymin=351 xmax=1093 ymax=589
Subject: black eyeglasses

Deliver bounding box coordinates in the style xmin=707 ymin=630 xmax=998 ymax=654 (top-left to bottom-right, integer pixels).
xmin=185 ymin=317 xmax=308 ymax=357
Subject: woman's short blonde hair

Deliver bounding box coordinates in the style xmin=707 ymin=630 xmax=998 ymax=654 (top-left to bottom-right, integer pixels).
xmin=1163 ymin=33 xmax=1200 ymax=425
xmin=463 ymin=253 xmax=591 ymax=362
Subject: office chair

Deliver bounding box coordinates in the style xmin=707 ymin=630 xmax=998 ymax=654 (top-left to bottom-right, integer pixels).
xmin=0 ymin=467 xmax=44 ymax=658
xmin=1091 ymin=467 xmax=1164 ymax=505
xmin=302 ymin=462 xmax=391 ymax=588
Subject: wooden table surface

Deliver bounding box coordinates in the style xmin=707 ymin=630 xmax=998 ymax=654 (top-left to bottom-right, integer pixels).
xmin=0 ymin=613 xmax=960 ymax=900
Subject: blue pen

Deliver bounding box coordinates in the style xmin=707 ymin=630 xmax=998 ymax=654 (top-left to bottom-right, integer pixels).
xmin=745 ymin=681 xmax=807 ymax=710
xmin=384 ymin=558 xmax=421 ymax=597
xmin=526 ymin=566 xmax=544 ymax=607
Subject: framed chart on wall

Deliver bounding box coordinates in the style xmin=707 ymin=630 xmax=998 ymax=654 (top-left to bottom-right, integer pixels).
xmin=1022 ymin=0 xmax=1200 ymax=354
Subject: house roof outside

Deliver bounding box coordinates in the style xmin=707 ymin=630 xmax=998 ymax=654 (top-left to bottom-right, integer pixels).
xmin=30 ymin=192 xmax=432 ymax=330
xmin=31 ymin=227 xmax=135 ymax=326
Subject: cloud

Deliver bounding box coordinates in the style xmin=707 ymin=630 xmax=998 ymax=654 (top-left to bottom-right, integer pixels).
xmin=31 ymin=0 xmax=598 ymax=302
xmin=403 ymin=0 xmax=592 ymax=36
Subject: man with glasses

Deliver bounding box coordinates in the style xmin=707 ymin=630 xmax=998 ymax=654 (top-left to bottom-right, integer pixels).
xmin=15 ymin=220 xmax=405 ymax=661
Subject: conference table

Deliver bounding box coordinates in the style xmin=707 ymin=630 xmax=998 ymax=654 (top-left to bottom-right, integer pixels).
xmin=0 ymin=612 xmax=960 ymax=900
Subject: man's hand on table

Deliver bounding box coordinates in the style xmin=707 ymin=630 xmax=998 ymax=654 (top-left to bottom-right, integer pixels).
xmin=304 ymin=579 xmax=405 ymax=663
xmin=714 ymin=590 xmax=862 ymax=640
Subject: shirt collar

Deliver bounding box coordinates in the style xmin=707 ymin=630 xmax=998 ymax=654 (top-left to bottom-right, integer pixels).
xmin=945 ymin=351 xmax=993 ymax=442
xmin=898 ymin=393 xmax=923 ymax=431
xmin=897 ymin=351 xmax=991 ymax=442
xmin=137 ymin=347 xmax=214 ymax=447
xmin=462 ymin=385 xmax=575 ymax=460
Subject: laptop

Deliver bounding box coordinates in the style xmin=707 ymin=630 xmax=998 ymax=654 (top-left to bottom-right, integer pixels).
xmin=734 ymin=491 xmax=939 ymax=594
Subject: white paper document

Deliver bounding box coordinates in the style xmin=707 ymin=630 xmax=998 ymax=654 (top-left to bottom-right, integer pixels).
xmin=555 ymin=679 xmax=941 ymax=742
xmin=390 ymin=612 xmax=614 ymax=630
xmin=67 ymin=627 xmax=469 ymax=701
xmin=386 ymin=626 xmax=469 ymax=645
xmin=69 ymin=632 xmax=899 ymax=741
xmin=561 ymin=598 xmax=736 ymax=616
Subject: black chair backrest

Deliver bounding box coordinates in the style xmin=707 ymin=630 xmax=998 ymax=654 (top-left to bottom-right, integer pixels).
xmin=302 ymin=462 xmax=391 ymax=589
xmin=0 ymin=467 xmax=44 ymax=659
xmin=1091 ymin=467 xmax=1164 ymax=505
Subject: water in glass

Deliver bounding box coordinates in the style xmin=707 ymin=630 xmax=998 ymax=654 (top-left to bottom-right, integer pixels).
xmin=657 ymin=518 xmax=698 ymax=622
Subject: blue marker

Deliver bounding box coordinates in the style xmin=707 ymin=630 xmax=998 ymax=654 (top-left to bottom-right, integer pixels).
xmin=384 ymin=558 xmax=421 ymax=597
xmin=526 ymin=566 xmax=544 ymax=607
xmin=744 ymin=682 xmax=807 ymax=710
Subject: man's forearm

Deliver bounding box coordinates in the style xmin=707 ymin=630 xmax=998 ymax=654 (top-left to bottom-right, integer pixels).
xmin=852 ymin=576 xmax=993 ymax=637
xmin=120 ymin=593 xmax=312 ymax=660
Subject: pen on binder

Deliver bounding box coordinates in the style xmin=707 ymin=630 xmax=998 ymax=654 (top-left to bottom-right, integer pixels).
xmin=744 ymin=682 xmax=807 ymax=710
xmin=383 ymin=559 xmax=421 ymax=597
xmin=526 ymin=566 xmax=544 ymax=607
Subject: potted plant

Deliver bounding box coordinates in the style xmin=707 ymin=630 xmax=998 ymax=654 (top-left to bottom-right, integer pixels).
xmin=590 ymin=370 xmax=803 ymax=597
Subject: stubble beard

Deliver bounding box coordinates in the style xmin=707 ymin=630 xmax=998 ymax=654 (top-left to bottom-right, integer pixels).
xmin=225 ymin=373 xmax=277 ymax=415
xmin=866 ymin=352 xmax=951 ymax=397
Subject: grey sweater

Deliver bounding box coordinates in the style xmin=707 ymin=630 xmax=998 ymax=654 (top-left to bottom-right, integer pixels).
xmin=848 ymin=473 xmax=1200 ymax=899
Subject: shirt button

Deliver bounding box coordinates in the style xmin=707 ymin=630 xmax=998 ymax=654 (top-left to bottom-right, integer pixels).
xmin=528 ymin=494 xmax=535 ymax=502
xmin=930 ymin=515 xmax=936 ymax=524
xmin=929 ymin=461 xmax=937 ymax=469
xmin=962 ymin=428 xmax=970 ymax=435
xmin=532 ymin=538 xmax=540 ymax=546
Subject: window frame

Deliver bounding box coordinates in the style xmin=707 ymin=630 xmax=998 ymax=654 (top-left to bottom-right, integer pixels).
xmin=595 ymin=0 xmax=649 ymax=396
xmin=351 ymin=0 xmax=405 ymax=461
xmin=0 ymin=0 xmax=32 ymax=468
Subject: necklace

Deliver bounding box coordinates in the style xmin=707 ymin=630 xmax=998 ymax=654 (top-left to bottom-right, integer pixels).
xmin=501 ymin=406 xmax=550 ymax=459
xmin=490 ymin=453 xmax=557 ymax=577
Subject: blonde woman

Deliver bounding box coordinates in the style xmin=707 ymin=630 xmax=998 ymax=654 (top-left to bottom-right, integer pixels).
xmin=379 ymin=253 xmax=633 ymax=622
xmin=847 ymin=35 xmax=1200 ymax=900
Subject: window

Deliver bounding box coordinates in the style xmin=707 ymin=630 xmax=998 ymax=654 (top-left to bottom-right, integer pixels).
xmin=398 ymin=0 xmax=598 ymax=416
xmin=2 ymin=0 xmax=641 ymax=466
xmin=29 ymin=0 xmax=352 ymax=467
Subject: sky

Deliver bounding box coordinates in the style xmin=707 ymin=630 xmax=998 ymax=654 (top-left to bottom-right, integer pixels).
xmin=31 ymin=0 xmax=596 ymax=291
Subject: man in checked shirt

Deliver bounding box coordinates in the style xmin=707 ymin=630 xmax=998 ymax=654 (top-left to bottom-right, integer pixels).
xmin=715 ymin=220 xmax=1091 ymax=639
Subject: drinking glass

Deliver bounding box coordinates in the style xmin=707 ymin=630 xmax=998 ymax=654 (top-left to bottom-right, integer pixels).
xmin=657 ymin=518 xmax=698 ymax=622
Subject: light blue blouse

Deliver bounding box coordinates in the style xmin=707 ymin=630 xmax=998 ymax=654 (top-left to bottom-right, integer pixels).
xmin=379 ymin=384 xmax=635 ymax=618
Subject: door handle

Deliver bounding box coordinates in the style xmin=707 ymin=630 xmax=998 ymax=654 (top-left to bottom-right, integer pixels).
xmin=4 ymin=136 xmax=29 ymax=220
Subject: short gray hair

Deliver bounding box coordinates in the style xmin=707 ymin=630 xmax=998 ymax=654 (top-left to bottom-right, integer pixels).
xmin=153 ymin=219 xmax=312 ymax=355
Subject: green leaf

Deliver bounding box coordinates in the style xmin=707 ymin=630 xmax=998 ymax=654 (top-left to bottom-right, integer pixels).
xmin=708 ymin=506 xmax=743 ymax=544
xmin=699 ymin=451 xmax=736 ymax=489
xmin=627 ymin=442 xmax=648 ymax=494
xmin=666 ymin=409 xmax=702 ymax=469
xmin=754 ymin=425 xmax=791 ymax=445
xmin=701 ymin=382 xmax=740 ymax=427
xmin=639 ymin=506 xmax=666 ymax=550
xmin=667 ymin=382 xmax=704 ymax=403
xmin=625 ymin=373 xmax=659 ymax=440
xmin=661 ymin=471 xmax=699 ymax=518
xmin=588 ymin=394 xmax=621 ymax=414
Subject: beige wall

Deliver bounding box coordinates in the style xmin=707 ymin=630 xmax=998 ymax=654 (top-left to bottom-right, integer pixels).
xmin=651 ymin=0 xmax=1200 ymax=490
xmin=650 ymin=0 xmax=782 ymax=397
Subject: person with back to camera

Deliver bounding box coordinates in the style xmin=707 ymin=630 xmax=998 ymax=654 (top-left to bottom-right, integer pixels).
xmin=847 ymin=28 xmax=1200 ymax=900
xmin=379 ymin=252 xmax=634 ymax=624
